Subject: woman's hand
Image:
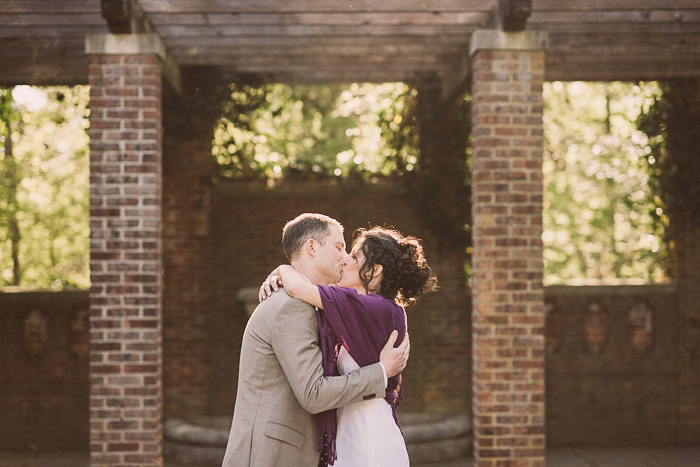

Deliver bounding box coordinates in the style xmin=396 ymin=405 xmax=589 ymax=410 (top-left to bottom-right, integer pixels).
xmin=258 ymin=274 xmax=282 ymax=302
xmin=379 ymin=331 xmax=410 ymax=377
xmin=258 ymin=265 xmax=293 ymax=302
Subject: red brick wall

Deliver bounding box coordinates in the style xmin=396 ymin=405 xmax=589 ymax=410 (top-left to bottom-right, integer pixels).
xmin=88 ymin=54 xmax=163 ymax=466
xmin=544 ymin=285 xmax=679 ymax=446
xmin=161 ymin=87 xmax=218 ymax=419
xmin=0 ymin=281 xmax=693 ymax=450
xmin=675 ymin=220 xmax=700 ymax=443
xmin=470 ymin=48 xmax=546 ymax=466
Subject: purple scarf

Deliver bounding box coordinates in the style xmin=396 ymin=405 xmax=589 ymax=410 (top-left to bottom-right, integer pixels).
xmin=315 ymin=285 xmax=407 ymax=465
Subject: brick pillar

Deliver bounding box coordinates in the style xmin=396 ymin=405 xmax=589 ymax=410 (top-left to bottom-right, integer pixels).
xmin=86 ymin=34 xmax=164 ymax=466
xmin=469 ymin=30 xmax=548 ymax=467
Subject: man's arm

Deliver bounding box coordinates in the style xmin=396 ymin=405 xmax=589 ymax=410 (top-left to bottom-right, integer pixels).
xmin=270 ymin=298 xmax=407 ymax=414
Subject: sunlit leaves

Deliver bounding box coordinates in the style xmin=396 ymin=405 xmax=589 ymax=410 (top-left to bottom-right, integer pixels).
xmin=211 ymin=82 xmax=415 ymax=180
xmin=543 ymin=81 xmax=667 ymax=284
xmin=0 ymin=86 xmax=90 ymax=289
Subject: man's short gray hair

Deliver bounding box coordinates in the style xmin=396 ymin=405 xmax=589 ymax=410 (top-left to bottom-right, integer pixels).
xmin=282 ymin=213 xmax=343 ymax=261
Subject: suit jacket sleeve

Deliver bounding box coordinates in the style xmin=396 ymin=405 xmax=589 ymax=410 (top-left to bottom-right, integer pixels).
xmin=270 ymin=295 xmax=386 ymax=414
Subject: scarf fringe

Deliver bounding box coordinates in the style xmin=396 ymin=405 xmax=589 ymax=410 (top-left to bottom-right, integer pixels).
xmin=319 ymin=411 xmax=338 ymax=465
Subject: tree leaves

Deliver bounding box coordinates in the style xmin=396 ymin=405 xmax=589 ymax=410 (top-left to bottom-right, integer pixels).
xmin=543 ymin=81 xmax=667 ymax=283
xmin=0 ymin=86 xmax=90 ymax=289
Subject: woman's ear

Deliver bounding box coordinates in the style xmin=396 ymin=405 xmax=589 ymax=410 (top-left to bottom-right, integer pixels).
xmin=373 ymin=264 xmax=383 ymax=278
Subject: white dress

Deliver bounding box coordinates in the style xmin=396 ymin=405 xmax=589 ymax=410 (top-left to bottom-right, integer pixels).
xmin=332 ymin=346 xmax=410 ymax=467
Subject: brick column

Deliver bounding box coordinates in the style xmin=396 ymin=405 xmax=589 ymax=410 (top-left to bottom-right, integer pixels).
xmin=469 ymin=30 xmax=548 ymax=467
xmin=86 ymin=34 xmax=164 ymax=466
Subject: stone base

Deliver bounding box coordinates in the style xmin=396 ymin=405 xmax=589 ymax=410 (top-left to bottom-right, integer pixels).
xmin=164 ymin=413 xmax=472 ymax=465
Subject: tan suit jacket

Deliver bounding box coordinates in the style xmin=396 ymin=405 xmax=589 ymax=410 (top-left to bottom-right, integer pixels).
xmin=223 ymin=289 xmax=385 ymax=467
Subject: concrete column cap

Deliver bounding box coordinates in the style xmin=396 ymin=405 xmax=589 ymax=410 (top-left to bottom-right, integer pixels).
xmin=85 ymin=33 xmax=166 ymax=59
xmin=470 ymin=29 xmax=549 ymax=56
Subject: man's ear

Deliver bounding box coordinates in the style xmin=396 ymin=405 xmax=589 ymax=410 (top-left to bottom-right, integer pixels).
xmin=304 ymin=238 xmax=316 ymax=258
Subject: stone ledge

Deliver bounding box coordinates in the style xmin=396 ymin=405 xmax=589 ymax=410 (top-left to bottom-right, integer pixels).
xmin=470 ymin=29 xmax=549 ymax=56
xmin=164 ymin=413 xmax=472 ymax=465
xmin=85 ymin=33 xmax=166 ymax=58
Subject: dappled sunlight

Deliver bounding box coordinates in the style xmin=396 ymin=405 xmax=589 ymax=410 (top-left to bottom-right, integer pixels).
xmin=0 ymin=86 xmax=90 ymax=289
xmin=543 ymin=81 xmax=667 ymax=285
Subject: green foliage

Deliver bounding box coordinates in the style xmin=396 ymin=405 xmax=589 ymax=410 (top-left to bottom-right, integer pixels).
xmin=0 ymin=86 xmax=90 ymax=290
xmin=637 ymin=79 xmax=700 ymax=232
xmin=543 ymin=81 xmax=667 ymax=284
xmin=211 ymin=82 xmax=416 ymax=180
xmin=0 ymin=80 xmax=670 ymax=290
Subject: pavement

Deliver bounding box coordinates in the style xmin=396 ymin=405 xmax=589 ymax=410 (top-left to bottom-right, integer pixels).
xmin=1 ymin=447 xmax=700 ymax=467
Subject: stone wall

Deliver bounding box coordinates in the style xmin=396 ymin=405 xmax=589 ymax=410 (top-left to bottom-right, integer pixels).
xmin=0 ymin=281 xmax=690 ymax=451
xmin=675 ymin=220 xmax=700 ymax=443
xmin=544 ymin=284 xmax=679 ymax=446
xmin=0 ymin=282 xmax=693 ymax=450
xmin=0 ymin=291 xmax=89 ymax=451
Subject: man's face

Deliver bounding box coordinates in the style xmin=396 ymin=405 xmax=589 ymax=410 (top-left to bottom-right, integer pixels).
xmin=313 ymin=224 xmax=346 ymax=285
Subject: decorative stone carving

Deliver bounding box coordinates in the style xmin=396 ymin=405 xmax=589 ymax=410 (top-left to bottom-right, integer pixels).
xmin=629 ymin=302 xmax=653 ymax=353
xmin=24 ymin=310 xmax=48 ymax=357
xmin=583 ymin=302 xmax=607 ymax=354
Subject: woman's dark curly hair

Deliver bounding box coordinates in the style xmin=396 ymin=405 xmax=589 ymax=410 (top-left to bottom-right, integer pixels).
xmin=355 ymin=227 xmax=438 ymax=305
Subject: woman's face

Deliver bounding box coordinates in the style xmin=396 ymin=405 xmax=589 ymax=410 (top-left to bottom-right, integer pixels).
xmin=338 ymin=240 xmax=365 ymax=290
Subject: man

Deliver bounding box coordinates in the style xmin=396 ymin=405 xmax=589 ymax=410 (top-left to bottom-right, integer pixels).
xmin=223 ymin=213 xmax=409 ymax=467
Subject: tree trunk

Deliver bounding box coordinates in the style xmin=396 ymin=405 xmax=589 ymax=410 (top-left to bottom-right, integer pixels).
xmin=1 ymin=102 xmax=21 ymax=286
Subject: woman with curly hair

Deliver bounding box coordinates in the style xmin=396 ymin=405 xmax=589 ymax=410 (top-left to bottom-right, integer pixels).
xmin=260 ymin=226 xmax=437 ymax=467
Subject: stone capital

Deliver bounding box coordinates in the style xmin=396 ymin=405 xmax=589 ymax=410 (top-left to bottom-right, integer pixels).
xmin=85 ymin=33 xmax=166 ymax=59
xmin=469 ymin=29 xmax=549 ymax=56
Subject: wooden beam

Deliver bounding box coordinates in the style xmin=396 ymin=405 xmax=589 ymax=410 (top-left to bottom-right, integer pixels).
xmin=0 ymin=1 xmax=101 ymax=13
xmin=222 ymin=68 xmax=428 ymax=85
xmin=156 ymin=24 xmax=478 ymax=37
xmin=530 ymin=9 xmax=700 ymax=23
xmin=498 ymin=0 xmax=532 ymax=32
xmin=100 ymin=0 xmax=153 ymax=34
xmin=138 ymin=0 xmax=495 ymax=13
xmin=101 ymin=0 xmax=132 ymax=33
xmin=163 ymin=35 xmax=470 ymax=48
xmin=147 ymin=11 xmax=492 ymax=26
xmin=545 ymin=55 xmax=700 ymax=81
xmin=194 ymin=54 xmax=449 ymax=71
xmin=532 ymin=0 xmax=700 ymax=10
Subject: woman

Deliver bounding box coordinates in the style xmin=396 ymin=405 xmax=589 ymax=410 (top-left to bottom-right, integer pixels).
xmin=260 ymin=227 xmax=437 ymax=466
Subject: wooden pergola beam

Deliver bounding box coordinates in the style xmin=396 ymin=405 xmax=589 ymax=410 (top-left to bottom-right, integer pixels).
xmin=101 ymin=0 xmax=152 ymax=34
xmin=498 ymin=0 xmax=532 ymax=31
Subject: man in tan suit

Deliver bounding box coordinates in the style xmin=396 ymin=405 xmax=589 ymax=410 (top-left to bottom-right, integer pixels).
xmin=223 ymin=213 xmax=409 ymax=467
